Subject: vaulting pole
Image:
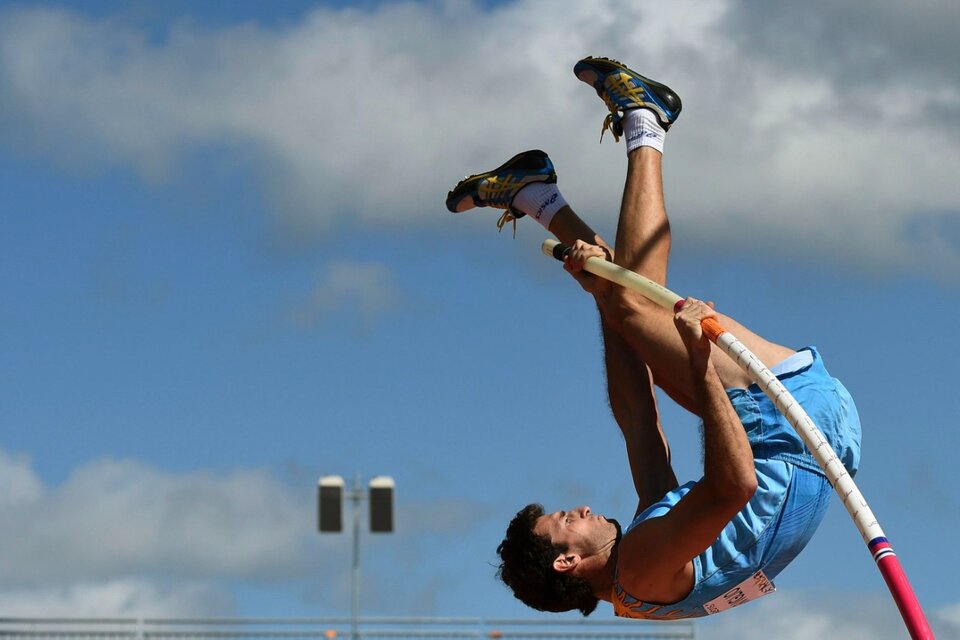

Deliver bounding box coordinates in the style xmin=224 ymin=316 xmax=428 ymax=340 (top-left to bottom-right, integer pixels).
xmin=542 ymin=239 xmax=933 ymax=639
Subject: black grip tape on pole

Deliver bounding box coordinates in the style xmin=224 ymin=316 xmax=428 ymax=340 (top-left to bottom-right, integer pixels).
xmin=551 ymin=242 xmax=570 ymax=261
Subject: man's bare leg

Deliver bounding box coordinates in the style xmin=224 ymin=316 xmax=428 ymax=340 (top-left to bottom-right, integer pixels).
xmin=598 ymin=145 xmax=794 ymax=414
xmin=547 ymin=206 xmax=610 ymax=253
xmin=601 ymin=314 xmax=679 ymax=514
xmin=459 ymin=163 xmax=678 ymax=509
xmin=566 ymin=59 xmax=795 ymax=412
xmin=537 ymin=202 xmax=678 ymax=512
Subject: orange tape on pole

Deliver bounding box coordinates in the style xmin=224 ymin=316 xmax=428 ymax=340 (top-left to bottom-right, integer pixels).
xmin=700 ymin=316 xmax=726 ymax=342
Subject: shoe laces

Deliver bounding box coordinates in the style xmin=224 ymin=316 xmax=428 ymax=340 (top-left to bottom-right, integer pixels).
xmin=597 ymin=89 xmax=622 ymax=143
xmin=496 ymin=210 xmax=519 ymax=238
xmin=600 ymin=112 xmax=622 ymax=143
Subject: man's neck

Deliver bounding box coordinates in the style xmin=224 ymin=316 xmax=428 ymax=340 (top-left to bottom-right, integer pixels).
xmin=587 ymin=543 xmax=619 ymax=602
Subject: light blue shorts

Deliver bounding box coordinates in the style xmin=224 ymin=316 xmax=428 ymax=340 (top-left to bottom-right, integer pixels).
xmin=726 ymin=346 xmax=861 ymax=478
xmin=723 ymin=346 xmax=862 ymax=579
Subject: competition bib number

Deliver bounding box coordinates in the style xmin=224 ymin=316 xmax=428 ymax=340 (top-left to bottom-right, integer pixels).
xmin=703 ymin=570 xmax=776 ymax=615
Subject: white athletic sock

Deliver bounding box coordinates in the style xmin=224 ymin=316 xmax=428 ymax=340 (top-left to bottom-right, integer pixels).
xmin=622 ymin=108 xmax=666 ymax=155
xmin=510 ymin=182 xmax=567 ymax=230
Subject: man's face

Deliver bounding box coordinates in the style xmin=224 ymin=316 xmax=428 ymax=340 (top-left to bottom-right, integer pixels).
xmin=533 ymin=505 xmax=618 ymax=558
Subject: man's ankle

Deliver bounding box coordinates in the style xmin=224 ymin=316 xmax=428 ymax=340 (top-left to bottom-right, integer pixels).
xmin=623 ymin=108 xmax=666 ymax=155
xmin=511 ymin=183 xmax=568 ymax=230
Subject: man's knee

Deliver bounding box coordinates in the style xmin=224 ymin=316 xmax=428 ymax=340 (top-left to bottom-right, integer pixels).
xmin=601 ymin=288 xmax=664 ymax=326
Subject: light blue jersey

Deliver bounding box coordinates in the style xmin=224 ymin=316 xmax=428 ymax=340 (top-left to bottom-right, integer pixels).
xmin=612 ymin=348 xmax=861 ymax=620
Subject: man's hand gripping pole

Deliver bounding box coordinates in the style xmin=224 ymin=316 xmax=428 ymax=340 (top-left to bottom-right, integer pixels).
xmin=542 ymin=239 xmax=933 ymax=640
xmin=544 ymin=239 xmax=723 ymax=338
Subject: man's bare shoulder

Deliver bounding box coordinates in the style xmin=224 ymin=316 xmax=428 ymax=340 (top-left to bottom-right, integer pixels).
xmin=616 ymin=516 xmax=696 ymax=604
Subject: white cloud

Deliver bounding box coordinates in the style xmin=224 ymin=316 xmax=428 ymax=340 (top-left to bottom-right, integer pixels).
xmin=0 ymin=454 xmax=316 ymax=585
xmin=0 ymin=448 xmax=493 ymax=616
xmin=0 ymin=450 xmax=295 ymax=615
xmin=289 ymin=260 xmax=402 ymax=329
xmin=698 ymin=590 xmax=960 ymax=640
xmin=0 ymin=580 xmax=231 ymax=617
xmin=0 ymin=450 xmax=44 ymax=506
xmin=940 ymin=602 xmax=960 ymax=637
xmin=0 ymin=1 xmax=958 ymax=273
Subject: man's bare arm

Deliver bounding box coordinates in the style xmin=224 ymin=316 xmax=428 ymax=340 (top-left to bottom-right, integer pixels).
xmin=617 ymin=299 xmax=757 ymax=600
xmin=599 ymin=312 xmax=679 ymax=513
xmin=677 ymin=298 xmax=758 ymax=510
xmin=564 ymin=240 xmax=679 ymax=512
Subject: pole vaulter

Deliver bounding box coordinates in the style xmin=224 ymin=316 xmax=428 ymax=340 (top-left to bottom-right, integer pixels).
xmin=542 ymin=238 xmax=933 ymax=640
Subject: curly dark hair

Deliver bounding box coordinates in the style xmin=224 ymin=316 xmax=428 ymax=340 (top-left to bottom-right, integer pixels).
xmin=495 ymin=503 xmax=599 ymax=616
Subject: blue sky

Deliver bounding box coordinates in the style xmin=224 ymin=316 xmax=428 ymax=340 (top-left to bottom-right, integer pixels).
xmin=1 ymin=0 xmax=959 ymax=637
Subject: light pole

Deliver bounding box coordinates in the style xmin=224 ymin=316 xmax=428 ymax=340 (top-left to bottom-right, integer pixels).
xmin=318 ymin=474 xmax=395 ymax=639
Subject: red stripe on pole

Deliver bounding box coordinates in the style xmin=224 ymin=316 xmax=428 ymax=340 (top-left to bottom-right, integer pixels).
xmin=876 ymin=554 xmax=933 ymax=640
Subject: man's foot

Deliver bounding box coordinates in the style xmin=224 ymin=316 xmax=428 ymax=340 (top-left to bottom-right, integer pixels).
xmin=573 ymin=56 xmax=682 ymax=141
xmin=445 ymin=149 xmax=557 ymax=232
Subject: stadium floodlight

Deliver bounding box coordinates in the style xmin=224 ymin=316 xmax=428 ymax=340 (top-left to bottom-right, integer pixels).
xmin=317 ymin=473 xmax=396 ymax=640
xmin=368 ymin=476 xmax=394 ymax=533
xmin=318 ymin=475 xmax=345 ymax=533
